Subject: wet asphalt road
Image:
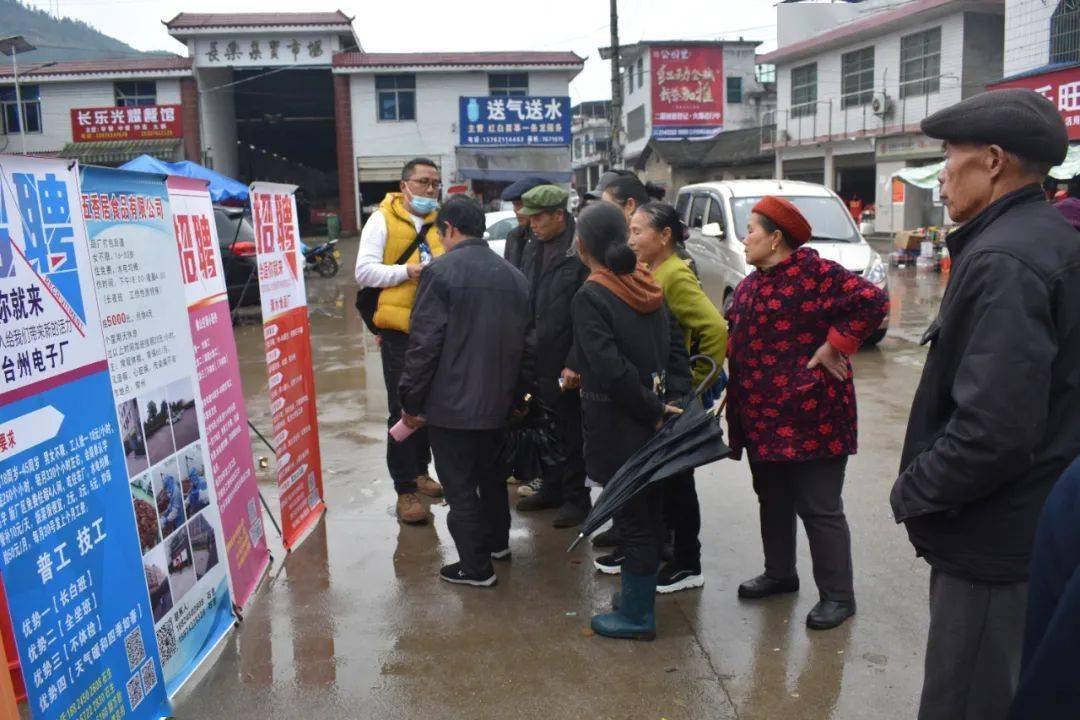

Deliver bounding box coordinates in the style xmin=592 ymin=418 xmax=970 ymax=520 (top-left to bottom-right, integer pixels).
xmin=169 ymin=238 xmax=949 ymax=720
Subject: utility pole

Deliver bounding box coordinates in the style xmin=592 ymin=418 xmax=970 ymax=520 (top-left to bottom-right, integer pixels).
xmin=608 ymin=0 xmax=624 ymax=169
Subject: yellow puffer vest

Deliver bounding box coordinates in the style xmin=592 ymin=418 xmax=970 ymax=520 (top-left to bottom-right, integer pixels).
xmin=374 ymin=192 xmax=444 ymax=333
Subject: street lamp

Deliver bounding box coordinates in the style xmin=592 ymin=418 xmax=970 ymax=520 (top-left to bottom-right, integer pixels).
xmin=0 ymin=35 xmax=36 ymax=155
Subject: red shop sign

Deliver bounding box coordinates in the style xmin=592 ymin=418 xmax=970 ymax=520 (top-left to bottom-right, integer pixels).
xmin=989 ymin=65 xmax=1080 ymax=140
xmin=650 ymin=45 xmax=725 ymax=140
xmin=70 ymin=104 xmax=183 ymax=142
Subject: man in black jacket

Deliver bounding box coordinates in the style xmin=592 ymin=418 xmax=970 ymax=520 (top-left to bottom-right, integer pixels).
xmin=399 ymin=195 xmax=534 ymax=587
xmin=499 ymin=176 xmax=548 ymax=270
xmin=891 ymin=89 xmax=1080 ymax=720
xmin=515 ymin=184 xmax=592 ymax=528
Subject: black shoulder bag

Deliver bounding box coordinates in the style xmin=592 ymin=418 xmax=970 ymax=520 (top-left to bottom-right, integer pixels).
xmin=354 ymin=223 xmax=432 ymax=335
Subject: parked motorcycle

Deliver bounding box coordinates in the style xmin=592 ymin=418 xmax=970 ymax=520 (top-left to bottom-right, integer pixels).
xmin=303 ymin=239 xmax=341 ymax=278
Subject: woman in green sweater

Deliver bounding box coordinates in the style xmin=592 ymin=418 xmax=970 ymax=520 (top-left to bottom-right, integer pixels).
xmin=628 ymin=200 xmax=728 ymax=593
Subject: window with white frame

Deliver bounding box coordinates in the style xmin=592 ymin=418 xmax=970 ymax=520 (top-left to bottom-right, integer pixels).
xmin=636 ymin=57 xmax=644 ymax=89
xmin=114 ymin=81 xmax=156 ymax=107
xmin=1 ymin=85 xmax=41 ymax=134
xmin=488 ymin=73 xmax=528 ymax=97
xmin=1051 ymin=0 xmax=1080 ymax=65
xmin=900 ymin=27 xmax=941 ymax=98
xmin=841 ymin=47 xmax=874 ymax=108
xmin=376 ymin=74 xmax=416 ymax=121
xmin=790 ymin=63 xmax=817 ymax=118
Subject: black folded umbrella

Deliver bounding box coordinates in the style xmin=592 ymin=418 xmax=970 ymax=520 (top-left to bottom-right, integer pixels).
xmin=497 ymin=396 xmax=564 ymax=482
xmin=567 ymin=395 xmax=730 ymax=551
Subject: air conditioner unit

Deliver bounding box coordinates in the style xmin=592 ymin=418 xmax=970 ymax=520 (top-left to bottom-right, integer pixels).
xmin=871 ymin=93 xmax=894 ymax=117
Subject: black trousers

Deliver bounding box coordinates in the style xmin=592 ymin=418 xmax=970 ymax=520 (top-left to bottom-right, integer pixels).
xmin=540 ymin=390 xmax=588 ymax=506
xmin=749 ymin=457 xmax=854 ymax=603
xmin=918 ymin=568 xmax=1027 ymax=720
xmin=381 ymin=329 xmax=430 ymax=495
xmin=662 ymin=470 xmax=701 ymax=567
xmin=617 ymin=483 xmax=665 ymax=576
xmin=428 ymin=427 xmax=510 ymax=578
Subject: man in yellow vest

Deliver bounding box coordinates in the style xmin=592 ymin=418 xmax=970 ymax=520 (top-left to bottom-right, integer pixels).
xmin=355 ymin=158 xmax=446 ymax=524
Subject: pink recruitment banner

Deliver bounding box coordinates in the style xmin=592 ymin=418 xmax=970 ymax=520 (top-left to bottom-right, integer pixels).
xmin=166 ymin=176 xmax=270 ymax=609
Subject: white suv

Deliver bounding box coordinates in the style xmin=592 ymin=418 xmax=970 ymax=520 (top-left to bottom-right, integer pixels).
xmin=675 ymin=179 xmax=889 ymax=345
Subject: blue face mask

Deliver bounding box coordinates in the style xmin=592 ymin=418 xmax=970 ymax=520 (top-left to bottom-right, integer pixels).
xmin=409 ymin=194 xmax=439 ymax=215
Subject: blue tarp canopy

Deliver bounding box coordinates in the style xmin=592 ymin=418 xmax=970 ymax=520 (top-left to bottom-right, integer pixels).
xmin=120 ymin=154 xmax=248 ymax=204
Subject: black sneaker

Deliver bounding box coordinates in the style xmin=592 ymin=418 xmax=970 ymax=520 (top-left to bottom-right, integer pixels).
xmin=439 ymin=562 xmax=497 ymax=587
xmin=490 ymin=547 xmax=512 ymax=562
xmin=657 ymin=563 xmax=704 ymax=594
xmin=594 ymin=551 xmax=625 ymax=575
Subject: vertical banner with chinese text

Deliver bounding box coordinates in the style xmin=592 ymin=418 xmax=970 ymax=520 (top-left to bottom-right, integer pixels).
xmin=0 ymin=155 xmax=170 ymax=719
xmin=166 ymin=177 xmax=269 ymax=610
xmin=249 ymin=182 xmax=325 ymax=550
xmin=650 ymin=45 xmax=725 ymax=140
xmin=80 ymin=166 xmax=234 ymax=697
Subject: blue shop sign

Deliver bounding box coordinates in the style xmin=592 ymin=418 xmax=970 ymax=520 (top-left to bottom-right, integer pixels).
xmin=459 ymin=96 xmax=571 ymax=147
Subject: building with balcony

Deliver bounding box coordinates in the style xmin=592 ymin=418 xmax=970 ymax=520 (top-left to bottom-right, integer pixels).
xmin=571 ymin=100 xmax=611 ymax=195
xmin=760 ymin=0 xmax=1004 ymax=233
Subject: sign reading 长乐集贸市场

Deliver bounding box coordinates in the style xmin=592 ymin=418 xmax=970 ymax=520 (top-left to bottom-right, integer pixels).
xmin=459 ymin=96 xmax=571 ymax=147
xmin=80 ymin=166 xmax=235 ymax=698
xmin=250 ymin=182 xmax=325 ymax=550
xmin=0 ymin=154 xmax=171 ymax=719
xmin=166 ymin=175 xmax=270 ymax=611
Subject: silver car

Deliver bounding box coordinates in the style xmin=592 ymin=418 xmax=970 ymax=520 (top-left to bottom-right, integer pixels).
xmin=676 ymin=179 xmax=889 ymax=345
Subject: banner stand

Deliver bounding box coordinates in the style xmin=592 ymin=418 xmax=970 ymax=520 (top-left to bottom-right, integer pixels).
xmin=245 ymin=421 xmax=287 ymax=542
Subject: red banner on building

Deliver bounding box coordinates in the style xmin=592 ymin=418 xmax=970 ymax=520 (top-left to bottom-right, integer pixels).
xmin=650 ymin=45 xmax=725 ymax=140
xmin=250 ymin=181 xmax=325 ymax=550
xmin=70 ymin=104 xmax=183 ymax=142
xmin=989 ymin=66 xmax=1080 ymax=139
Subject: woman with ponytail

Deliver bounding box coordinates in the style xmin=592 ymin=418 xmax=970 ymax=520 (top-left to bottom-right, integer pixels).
xmin=571 ymin=202 xmax=689 ymax=641
xmin=628 ymin=200 xmax=727 ymax=593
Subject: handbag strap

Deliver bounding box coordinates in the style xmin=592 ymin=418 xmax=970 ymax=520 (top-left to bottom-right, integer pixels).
xmin=392 ymin=222 xmax=434 ymax=265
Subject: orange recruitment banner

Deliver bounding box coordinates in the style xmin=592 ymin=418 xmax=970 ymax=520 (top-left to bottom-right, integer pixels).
xmin=249 ymin=182 xmax=325 ymax=550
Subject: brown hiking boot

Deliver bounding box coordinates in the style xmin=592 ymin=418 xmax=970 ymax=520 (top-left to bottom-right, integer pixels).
xmin=396 ymin=493 xmax=430 ymax=525
xmin=416 ymin=474 xmax=444 ymax=498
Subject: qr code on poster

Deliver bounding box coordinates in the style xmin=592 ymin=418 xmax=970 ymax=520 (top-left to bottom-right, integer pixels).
xmin=124 ymin=627 xmax=146 ymax=671
xmin=247 ymin=498 xmax=258 ymax=524
xmin=126 ymin=673 xmax=144 ymax=710
xmin=249 ymin=514 xmax=264 ymax=547
xmin=156 ymin=618 xmax=178 ymax=666
xmin=140 ymin=660 xmax=158 ymax=694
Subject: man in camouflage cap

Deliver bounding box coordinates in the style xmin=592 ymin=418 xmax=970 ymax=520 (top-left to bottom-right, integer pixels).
xmin=515 ymin=185 xmax=592 ymax=529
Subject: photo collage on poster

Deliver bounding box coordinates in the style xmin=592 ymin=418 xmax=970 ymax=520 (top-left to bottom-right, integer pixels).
xmin=118 ymin=375 xmax=218 ymax=625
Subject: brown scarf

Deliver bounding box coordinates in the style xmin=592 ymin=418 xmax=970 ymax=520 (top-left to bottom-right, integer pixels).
xmin=587 ymin=263 xmax=664 ymax=314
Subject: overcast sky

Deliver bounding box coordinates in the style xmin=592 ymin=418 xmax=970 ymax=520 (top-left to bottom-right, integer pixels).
xmin=25 ymin=0 xmax=778 ymax=103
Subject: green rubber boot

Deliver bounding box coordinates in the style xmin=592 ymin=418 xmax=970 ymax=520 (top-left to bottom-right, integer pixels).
xmin=592 ymin=569 xmax=657 ymax=641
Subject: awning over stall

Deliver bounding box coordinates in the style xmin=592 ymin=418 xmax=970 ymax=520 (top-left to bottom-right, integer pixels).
xmin=58 ymin=138 xmax=181 ymax=166
xmin=455 ymin=147 xmax=571 ymax=183
xmin=891 ymin=145 xmax=1080 ymax=189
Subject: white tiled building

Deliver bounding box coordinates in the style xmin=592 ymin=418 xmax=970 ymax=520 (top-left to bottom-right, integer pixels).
xmin=761 ymin=0 xmax=1005 ymax=233
xmin=571 ymin=100 xmax=612 ymax=195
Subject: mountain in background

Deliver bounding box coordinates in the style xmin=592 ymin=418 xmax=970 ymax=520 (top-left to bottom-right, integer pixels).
xmin=0 ymin=0 xmax=175 ymax=64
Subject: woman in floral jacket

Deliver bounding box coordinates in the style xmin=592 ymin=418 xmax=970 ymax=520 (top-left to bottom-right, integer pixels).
xmin=726 ymin=196 xmax=888 ymax=631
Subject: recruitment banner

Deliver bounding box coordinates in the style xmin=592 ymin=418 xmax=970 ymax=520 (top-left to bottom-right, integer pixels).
xmin=165 ymin=176 xmax=269 ymax=610
xmin=650 ymin=45 xmax=725 ymax=140
xmin=249 ymin=182 xmax=324 ymax=550
xmin=0 ymin=155 xmax=170 ymax=719
xmin=79 ymin=166 xmax=234 ymax=697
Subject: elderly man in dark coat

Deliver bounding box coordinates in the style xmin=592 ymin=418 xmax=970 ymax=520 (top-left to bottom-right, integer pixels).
xmin=891 ymin=89 xmax=1080 ymax=720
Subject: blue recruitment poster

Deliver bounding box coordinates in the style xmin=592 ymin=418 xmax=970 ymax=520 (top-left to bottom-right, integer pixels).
xmin=0 ymin=155 xmax=170 ymax=719
xmin=78 ymin=166 xmax=234 ymax=697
